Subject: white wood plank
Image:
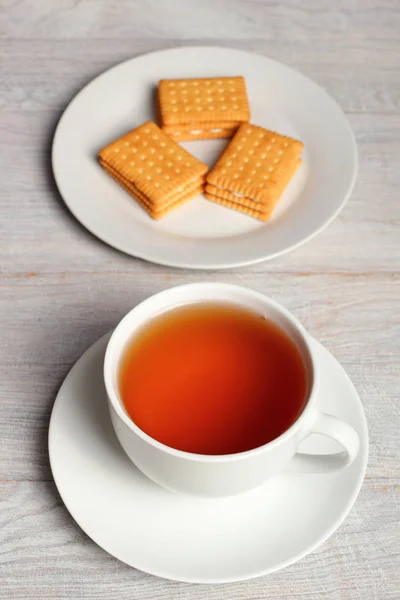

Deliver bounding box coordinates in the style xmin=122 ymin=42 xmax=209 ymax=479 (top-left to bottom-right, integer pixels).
xmin=0 ymin=273 xmax=399 ymax=482
xmin=1 ymin=0 xmax=399 ymax=597
xmin=1 ymin=359 xmax=399 ymax=484
xmin=1 ymin=39 xmax=400 ymax=113
xmin=0 ymin=480 xmax=399 ymax=599
xmin=1 ymin=110 xmax=399 ymax=274
xmin=2 ymin=0 xmax=400 ymax=41
xmin=1 ymin=272 xmax=399 ymax=367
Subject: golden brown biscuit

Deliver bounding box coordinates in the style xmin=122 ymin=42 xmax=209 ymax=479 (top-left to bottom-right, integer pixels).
xmin=204 ymin=192 xmax=272 ymax=221
xmin=206 ymin=124 xmax=303 ymax=219
xmin=100 ymin=160 xmax=203 ymax=210
xmin=99 ymin=121 xmax=208 ymax=218
xmin=158 ymin=77 xmax=250 ymax=140
xmin=102 ymin=161 xmax=203 ymax=219
xmin=206 ymin=158 xmax=301 ymax=213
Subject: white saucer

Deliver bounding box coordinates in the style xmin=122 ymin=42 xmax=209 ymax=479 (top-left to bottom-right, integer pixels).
xmin=52 ymin=46 xmax=357 ymax=269
xmin=49 ymin=332 xmax=368 ymax=583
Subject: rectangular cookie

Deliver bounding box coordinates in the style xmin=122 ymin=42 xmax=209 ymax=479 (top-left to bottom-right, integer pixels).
xmin=98 ymin=121 xmax=208 ymax=218
xmin=206 ymin=124 xmax=303 ymax=220
xmin=158 ymin=77 xmax=250 ymax=141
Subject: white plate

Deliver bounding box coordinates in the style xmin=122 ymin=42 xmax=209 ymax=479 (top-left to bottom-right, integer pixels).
xmin=52 ymin=46 xmax=357 ymax=269
xmin=49 ymin=332 xmax=368 ymax=583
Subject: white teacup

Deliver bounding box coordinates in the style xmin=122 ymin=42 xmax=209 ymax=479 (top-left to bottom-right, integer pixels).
xmin=104 ymin=283 xmax=359 ymax=497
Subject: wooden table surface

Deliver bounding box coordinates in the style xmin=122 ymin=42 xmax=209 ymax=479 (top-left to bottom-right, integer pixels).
xmin=1 ymin=1 xmax=399 ymax=598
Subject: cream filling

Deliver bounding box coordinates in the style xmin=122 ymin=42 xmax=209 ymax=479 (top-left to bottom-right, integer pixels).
xmin=214 ymin=185 xmax=259 ymax=202
xmin=173 ymin=128 xmax=224 ymax=135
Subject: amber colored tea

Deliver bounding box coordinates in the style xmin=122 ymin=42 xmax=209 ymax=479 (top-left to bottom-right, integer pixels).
xmin=119 ymin=303 xmax=307 ymax=455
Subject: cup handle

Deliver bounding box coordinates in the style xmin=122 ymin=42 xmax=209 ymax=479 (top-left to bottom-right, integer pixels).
xmin=289 ymin=412 xmax=360 ymax=473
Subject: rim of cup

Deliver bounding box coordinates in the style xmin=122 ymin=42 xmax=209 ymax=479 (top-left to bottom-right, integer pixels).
xmin=104 ymin=283 xmax=319 ymax=463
